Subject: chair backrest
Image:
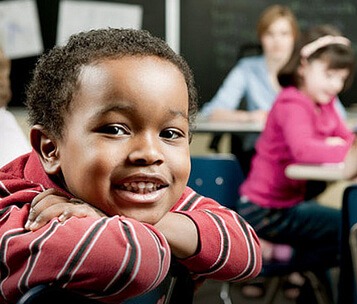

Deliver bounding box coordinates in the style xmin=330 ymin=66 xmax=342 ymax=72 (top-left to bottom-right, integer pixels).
xmin=350 ymin=223 xmax=357 ymax=282
xmin=17 ymin=259 xmax=193 ymax=304
xmin=188 ymin=154 xmax=244 ymax=209
xmin=339 ymin=184 xmax=357 ymax=303
xmin=16 ymin=284 xmax=99 ymax=304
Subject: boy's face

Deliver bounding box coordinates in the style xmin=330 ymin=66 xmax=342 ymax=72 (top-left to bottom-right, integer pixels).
xmin=52 ymin=56 xmax=191 ymax=224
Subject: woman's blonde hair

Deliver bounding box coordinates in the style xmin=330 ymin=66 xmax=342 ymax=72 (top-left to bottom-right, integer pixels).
xmin=257 ymin=5 xmax=300 ymax=40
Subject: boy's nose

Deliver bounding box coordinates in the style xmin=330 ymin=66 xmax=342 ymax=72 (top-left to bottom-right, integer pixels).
xmin=128 ymin=134 xmax=164 ymax=165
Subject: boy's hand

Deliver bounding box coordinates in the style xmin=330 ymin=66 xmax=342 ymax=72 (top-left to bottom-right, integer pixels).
xmin=25 ymin=189 xmax=106 ymax=231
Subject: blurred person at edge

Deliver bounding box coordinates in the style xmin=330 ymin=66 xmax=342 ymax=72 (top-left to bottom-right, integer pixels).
xmin=0 ymin=48 xmax=30 ymax=167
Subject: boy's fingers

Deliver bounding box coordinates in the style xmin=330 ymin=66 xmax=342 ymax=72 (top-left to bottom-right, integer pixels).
xmin=27 ymin=194 xmax=71 ymax=223
xmin=26 ymin=203 xmax=77 ymax=231
xmin=31 ymin=188 xmax=65 ymax=208
xmin=26 ymin=203 xmax=67 ymax=230
xmin=26 ymin=202 xmax=104 ymax=231
xmin=58 ymin=204 xmax=102 ymax=221
xmin=26 ymin=189 xmax=106 ymax=231
xmin=27 ymin=206 xmax=39 ymax=223
xmin=26 ymin=195 xmax=72 ymax=230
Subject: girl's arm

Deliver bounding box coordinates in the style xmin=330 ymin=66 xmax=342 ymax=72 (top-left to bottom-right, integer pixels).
xmin=279 ymin=102 xmax=354 ymax=163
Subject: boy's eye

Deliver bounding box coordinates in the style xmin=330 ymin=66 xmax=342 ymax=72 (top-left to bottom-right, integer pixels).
xmin=98 ymin=124 xmax=128 ymax=135
xmin=160 ymin=129 xmax=183 ymax=139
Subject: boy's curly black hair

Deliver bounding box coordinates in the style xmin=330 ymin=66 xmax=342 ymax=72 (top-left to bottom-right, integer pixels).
xmin=26 ymin=28 xmax=198 ymax=138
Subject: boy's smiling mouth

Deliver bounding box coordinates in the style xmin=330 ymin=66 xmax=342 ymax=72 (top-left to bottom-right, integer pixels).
xmin=120 ymin=182 xmax=166 ymax=194
xmin=112 ymin=174 xmax=170 ymax=203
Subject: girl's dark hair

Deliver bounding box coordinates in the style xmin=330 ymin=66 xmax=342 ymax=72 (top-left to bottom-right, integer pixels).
xmin=26 ymin=28 xmax=198 ymax=138
xmin=278 ymin=24 xmax=356 ymax=90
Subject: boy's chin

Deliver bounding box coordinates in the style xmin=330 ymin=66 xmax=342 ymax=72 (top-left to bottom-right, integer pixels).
xmin=121 ymin=209 xmax=168 ymax=226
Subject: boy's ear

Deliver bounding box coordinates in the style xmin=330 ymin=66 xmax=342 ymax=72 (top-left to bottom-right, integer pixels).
xmin=30 ymin=125 xmax=61 ymax=175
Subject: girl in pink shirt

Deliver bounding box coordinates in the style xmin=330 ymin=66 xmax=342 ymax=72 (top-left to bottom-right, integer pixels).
xmin=239 ymin=24 xmax=356 ymax=301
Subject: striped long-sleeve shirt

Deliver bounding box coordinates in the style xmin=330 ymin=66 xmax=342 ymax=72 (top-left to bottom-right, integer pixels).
xmin=0 ymin=152 xmax=261 ymax=303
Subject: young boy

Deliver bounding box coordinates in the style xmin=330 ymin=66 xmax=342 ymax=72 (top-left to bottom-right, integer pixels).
xmin=0 ymin=28 xmax=261 ymax=303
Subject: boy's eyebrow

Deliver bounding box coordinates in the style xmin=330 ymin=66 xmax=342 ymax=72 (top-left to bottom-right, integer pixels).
xmin=91 ymin=104 xmax=189 ymax=121
xmin=87 ymin=104 xmax=130 ymax=122
xmin=169 ymin=109 xmax=189 ymax=121
xmin=96 ymin=104 xmax=131 ymax=116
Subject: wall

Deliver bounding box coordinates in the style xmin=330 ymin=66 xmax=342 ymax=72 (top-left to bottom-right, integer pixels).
xmin=5 ymin=0 xmax=165 ymax=107
xmin=6 ymin=0 xmax=357 ymax=108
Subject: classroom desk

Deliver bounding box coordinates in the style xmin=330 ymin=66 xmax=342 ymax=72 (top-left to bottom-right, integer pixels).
xmin=192 ymin=110 xmax=357 ymax=135
xmin=191 ymin=120 xmax=264 ymax=134
xmin=285 ymin=163 xmax=345 ymax=182
xmin=191 ymin=112 xmax=357 ymax=134
xmin=284 ymin=111 xmax=357 ymax=182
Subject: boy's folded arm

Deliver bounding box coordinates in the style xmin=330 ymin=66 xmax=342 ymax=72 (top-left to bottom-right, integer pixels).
xmin=175 ymin=207 xmax=262 ymax=282
xmin=1 ymin=206 xmax=171 ymax=303
xmin=154 ymin=212 xmax=198 ymax=259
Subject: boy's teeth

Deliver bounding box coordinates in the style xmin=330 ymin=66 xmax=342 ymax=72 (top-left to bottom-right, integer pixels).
xmin=123 ymin=182 xmax=157 ymax=193
xmin=138 ymin=182 xmax=146 ymax=189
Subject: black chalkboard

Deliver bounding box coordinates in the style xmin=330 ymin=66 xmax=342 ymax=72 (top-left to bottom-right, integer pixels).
xmin=180 ymin=0 xmax=357 ymax=108
xmin=6 ymin=0 xmax=165 ymax=107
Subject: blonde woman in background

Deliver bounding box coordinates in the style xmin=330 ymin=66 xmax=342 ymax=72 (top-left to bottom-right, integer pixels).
xmin=200 ymin=4 xmax=300 ymax=175
xmin=201 ymin=4 xmax=300 ymax=123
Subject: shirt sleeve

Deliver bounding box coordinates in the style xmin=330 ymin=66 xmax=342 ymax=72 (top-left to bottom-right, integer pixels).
xmin=277 ymin=101 xmax=354 ymax=164
xmin=0 ymin=202 xmax=171 ymax=303
xmin=174 ymin=192 xmax=262 ymax=282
